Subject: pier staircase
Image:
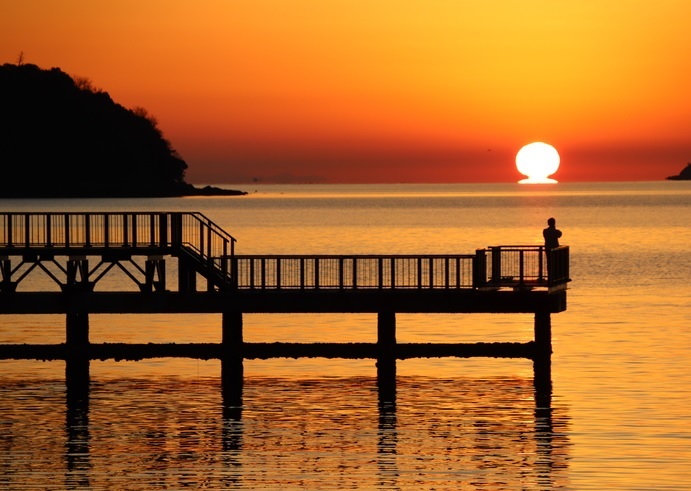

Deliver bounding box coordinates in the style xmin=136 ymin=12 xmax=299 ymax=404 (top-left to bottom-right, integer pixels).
xmin=0 ymin=212 xmax=236 ymax=293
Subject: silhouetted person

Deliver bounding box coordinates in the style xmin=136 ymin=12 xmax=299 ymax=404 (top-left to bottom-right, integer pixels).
xmin=543 ymin=217 xmax=562 ymax=280
xmin=543 ymin=217 xmax=562 ymax=250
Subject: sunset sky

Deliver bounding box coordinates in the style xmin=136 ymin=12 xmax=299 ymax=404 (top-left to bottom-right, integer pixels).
xmin=2 ymin=1 xmax=690 ymax=184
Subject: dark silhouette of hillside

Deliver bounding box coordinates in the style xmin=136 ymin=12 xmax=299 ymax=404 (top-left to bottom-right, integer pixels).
xmin=0 ymin=62 xmax=245 ymax=197
xmin=666 ymin=163 xmax=691 ymax=181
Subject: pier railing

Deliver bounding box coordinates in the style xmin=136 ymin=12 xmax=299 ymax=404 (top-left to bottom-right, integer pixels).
xmin=0 ymin=212 xmax=234 ymax=250
xmin=230 ymin=247 xmax=570 ymax=290
xmin=0 ymin=212 xmax=569 ymax=292
xmin=478 ymin=245 xmax=570 ymax=288
xmin=231 ymin=255 xmax=477 ymax=289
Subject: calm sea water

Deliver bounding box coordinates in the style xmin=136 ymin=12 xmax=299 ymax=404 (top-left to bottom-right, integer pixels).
xmin=1 ymin=181 xmax=689 ymax=490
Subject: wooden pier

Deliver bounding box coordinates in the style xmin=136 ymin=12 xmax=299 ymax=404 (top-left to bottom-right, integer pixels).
xmin=0 ymin=211 xmax=570 ymax=395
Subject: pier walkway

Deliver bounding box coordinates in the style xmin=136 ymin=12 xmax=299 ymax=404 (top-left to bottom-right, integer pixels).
xmin=0 ymin=212 xmax=570 ymax=376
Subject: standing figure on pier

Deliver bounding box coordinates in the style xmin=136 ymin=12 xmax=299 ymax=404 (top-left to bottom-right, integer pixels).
xmin=543 ymin=217 xmax=562 ymax=250
xmin=543 ymin=217 xmax=562 ymax=280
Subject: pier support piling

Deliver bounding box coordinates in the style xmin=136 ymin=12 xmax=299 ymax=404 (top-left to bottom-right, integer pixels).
xmin=65 ymin=307 xmax=90 ymax=407
xmin=377 ymin=311 xmax=397 ymax=404
xmin=66 ymin=310 xmax=89 ymax=347
xmin=533 ymin=311 xmax=552 ymax=396
xmin=534 ymin=311 xmax=552 ymax=353
xmin=222 ymin=310 xmax=244 ymax=407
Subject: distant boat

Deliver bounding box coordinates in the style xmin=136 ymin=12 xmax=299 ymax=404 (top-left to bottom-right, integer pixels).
xmin=666 ymin=163 xmax=691 ymax=180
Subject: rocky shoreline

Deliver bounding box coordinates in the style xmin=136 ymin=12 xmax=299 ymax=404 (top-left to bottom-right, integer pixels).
xmin=666 ymin=163 xmax=691 ymax=180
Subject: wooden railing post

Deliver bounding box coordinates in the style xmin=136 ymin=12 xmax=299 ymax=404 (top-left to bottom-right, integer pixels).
xmin=205 ymin=219 xmax=212 ymax=266
xmin=454 ymin=257 xmax=460 ymax=289
xmin=170 ymin=213 xmax=182 ymax=247
xmin=230 ymin=255 xmax=239 ymax=289
xmin=299 ymin=258 xmax=305 ymax=289
xmin=131 ymin=213 xmax=138 ymax=247
xmin=104 ymin=214 xmax=110 ymax=247
xmin=248 ymin=258 xmax=255 ymax=289
xmin=64 ymin=214 xmax=70 ymax=247
xmin=122 ymin=213 xmax=129 ymax=246
xmin=260 ymin=258 xmax=266 ymax=288
xmin=491 ymin=246 xmax=501 ymax=283
xmin=338 ymin=257 xmax=344 ymax=289
xmin=220 ymin=239 xmax=229 ymax=278
xmin=444 ymin=257 xmax=450 ymax=289
xmin=352 ymin=257 xmax=358 ymax=289
xmin=24 ymin=214 xmax=30 ymax=247
xmin=4 ymin=214 xmax=13 ymax=247
xmin=148 ymin=214 xmax=156 ymax=246
xmin=314 ymin=258 xmax=320 ymax=289
xmin=84 ymin=213 xmax=92 ymax=247
xmin=276 ymin=258 xmax=281 ymax=289
xmin=416 ymin=257 xmax=422 ymax=288
xmin=473 ymin=249 xmax=486 ymax=288
xmin=378 ymin=257 xmax=383 ymax=289
xmin=538 ymin=245 xmax=545 ymax=281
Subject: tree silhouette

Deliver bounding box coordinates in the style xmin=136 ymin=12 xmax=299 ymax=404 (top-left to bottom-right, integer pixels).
xmin=0 ymin=62 xmax=244 ymax=197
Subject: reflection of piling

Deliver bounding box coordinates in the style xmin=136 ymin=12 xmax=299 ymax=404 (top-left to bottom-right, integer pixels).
xmin=533 ymin=320 xmax=554 ymax=490
xmin=65 ymin=336 xmax=91 ymax=487
xmin=220 ymin=310 xmax=245 ymax=472
xmin=377 ymin=372 xmax=398 ymax=488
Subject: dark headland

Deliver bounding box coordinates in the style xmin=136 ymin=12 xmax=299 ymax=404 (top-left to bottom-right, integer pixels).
xmin=666 ymin=163 xmax=691 ymax=181
xmin=0 ymin=62 xmax=246 ymax=198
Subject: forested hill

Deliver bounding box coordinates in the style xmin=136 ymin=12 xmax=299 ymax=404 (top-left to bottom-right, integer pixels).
xmin=0 ymin=63 xmax=245 ymax=197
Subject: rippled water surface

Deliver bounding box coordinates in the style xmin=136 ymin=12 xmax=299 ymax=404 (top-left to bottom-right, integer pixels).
xmin=2 ymin=374 xmax=568 ymax=490
xmin=1 ymin=181 xmax=690 ymax=490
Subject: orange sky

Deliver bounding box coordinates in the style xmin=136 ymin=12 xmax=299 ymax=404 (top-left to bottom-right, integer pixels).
xmin=2 ymin=1 xmax=690 ymax=184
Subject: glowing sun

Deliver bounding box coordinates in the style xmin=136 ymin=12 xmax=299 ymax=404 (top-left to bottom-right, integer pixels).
xmin=516 ymin=142 xmax=560 ymax=184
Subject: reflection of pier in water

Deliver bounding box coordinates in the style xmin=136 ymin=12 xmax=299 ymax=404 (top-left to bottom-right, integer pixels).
xmin=56 ymin=374 xmax=569 ymax=488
